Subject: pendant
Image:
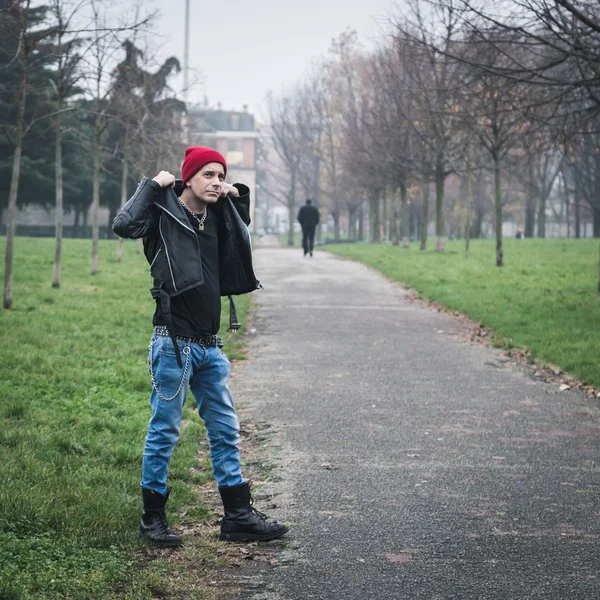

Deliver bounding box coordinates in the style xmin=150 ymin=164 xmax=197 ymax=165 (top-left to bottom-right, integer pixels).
xmin=199 ymin=224 xmax=204 ymax=231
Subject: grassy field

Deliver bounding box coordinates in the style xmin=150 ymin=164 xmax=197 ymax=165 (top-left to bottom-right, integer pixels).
xmin=324 ymin=238 xmax=600 ymax=389
xmin=0 ymin=237 xmax=250 ymax=599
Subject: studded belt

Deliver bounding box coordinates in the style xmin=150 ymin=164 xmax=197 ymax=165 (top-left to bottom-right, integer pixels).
xmin=153 ymin=326 xmax=224 ymax=348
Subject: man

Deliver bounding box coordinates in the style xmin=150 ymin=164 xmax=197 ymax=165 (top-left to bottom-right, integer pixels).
xmin=113 ymin=146 xmax=289 ymax=547
xmin=297 ymin=198 xmax=320 ymax=256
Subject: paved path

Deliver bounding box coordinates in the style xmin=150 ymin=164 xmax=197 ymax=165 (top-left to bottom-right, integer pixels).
xmin=230 ymin=247 xmax=600 ymax=600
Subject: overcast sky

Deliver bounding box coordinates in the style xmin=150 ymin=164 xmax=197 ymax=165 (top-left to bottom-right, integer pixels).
xmin=151 ymin=0 xmax=399 ymax=122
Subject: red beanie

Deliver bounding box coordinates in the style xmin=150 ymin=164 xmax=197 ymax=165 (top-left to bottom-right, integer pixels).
xmin=181 ymin=146 xmax=227 ymax=184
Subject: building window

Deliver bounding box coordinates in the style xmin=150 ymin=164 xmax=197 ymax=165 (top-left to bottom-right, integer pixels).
xmin=231 ymin=114 xmax=240 ymax=130
xmin=228 ymin=139 xmax=243 ymax=152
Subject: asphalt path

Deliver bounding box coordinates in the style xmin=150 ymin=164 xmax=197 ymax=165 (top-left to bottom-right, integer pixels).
xmin=229 ymin=245 xmax=600 ymax=600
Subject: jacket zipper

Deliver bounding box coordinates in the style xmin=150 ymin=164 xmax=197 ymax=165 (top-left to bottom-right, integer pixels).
xmin=159 ymin=218 xmax=177 ymax=292
xmin=159 ymin=205 xmax=195 ymax=233
xmin=150 ymin=247 xmax=162 ymax=269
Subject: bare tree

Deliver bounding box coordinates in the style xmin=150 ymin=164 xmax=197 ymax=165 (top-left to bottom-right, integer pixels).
xmin=110 ymin=36 xmax=182 ymax=261
xmin=80 ymin=0 xmax=153 ymax=275
xmin=2 ymin=1 xmax=56 ymax=309
xmin=456 ymin=30 xmax=538 ymax=266
xmin=49 ymin=0 xmax=88 ymax=288
xmin=266 ymin=90 xmax=306 ymax=245
xmin=389 ymin=0 xmax=467 ymax=251
xmin=453 ymin=0 xmax=600 ymax=116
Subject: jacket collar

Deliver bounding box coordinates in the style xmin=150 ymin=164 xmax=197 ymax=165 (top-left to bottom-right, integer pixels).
xmin=155 ymin=186 xmax=196 ymax=233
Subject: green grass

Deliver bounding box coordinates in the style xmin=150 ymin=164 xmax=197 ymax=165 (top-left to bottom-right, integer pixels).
xmin=324 ymin=238 xmax=600 ymax=388
xmin=278 ymin=232 xmax=302 ymax=247
xmin=0 ymin=236 xmax=251 ymax=599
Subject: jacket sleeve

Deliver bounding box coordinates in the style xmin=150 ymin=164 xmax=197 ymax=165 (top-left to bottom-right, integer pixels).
xmin=231 ymin=183 xmax=251 ymax=226
xmin=112 ymin=177 xmax=162 ymax=239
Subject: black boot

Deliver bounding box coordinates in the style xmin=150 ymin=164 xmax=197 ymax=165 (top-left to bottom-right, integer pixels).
xmin=219 ymin=482 xmax=289 ymax=542
xmin=140 ymin=487 xmax=183 ymax=547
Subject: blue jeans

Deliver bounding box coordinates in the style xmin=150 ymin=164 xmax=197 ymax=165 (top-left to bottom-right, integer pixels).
xmin=141 ymin=334 xmax=243 ymax=495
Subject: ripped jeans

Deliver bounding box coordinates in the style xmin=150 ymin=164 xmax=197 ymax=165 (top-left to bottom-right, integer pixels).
xmin=141 ymin=333 xmax=243 ymax=494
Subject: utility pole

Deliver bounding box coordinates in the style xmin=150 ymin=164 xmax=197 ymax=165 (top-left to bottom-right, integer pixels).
xmin=183 ymin=0 xmax=190 ymax=144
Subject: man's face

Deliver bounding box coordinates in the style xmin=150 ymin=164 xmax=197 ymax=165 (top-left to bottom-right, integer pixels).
xmin=186 ymin=162 xmax=225 ymax=203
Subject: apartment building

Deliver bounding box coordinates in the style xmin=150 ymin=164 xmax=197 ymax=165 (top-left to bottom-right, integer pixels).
xmin=187 ymin=104 xmax=259 ymax=228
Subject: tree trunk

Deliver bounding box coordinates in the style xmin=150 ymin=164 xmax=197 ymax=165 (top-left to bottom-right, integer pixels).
xmin=3 ymin=143 xmax=23 ymax=310
xmin=333 ymin=211 xmax=340 ymax=240
xmin=595 ymin=146 xmax=600 ymax=239
xmin=116 ymin=139 xmax=128 ymax=262
xmin=524 ymin=190 xmax=537 ymax=238
xmin=391 ymin=188 xmax=399 ymax=246
xmin=435 ymin=161 xmax=445 ymax=252
xmin=464 ymin=141 xmax=473 ymax=259
xmin=83 ymin=206 xmax=88 ymax=236
xmin=155 ymin=131 xmax=164 ymax=172
xmin=494 ymin=153 xmax=504 ymax=267
xmin=370 ymin=191 xmax=380 ymax=242
xmin=358 ymin=199 xmax=364 ymax=241
xmin=73 ymin=206 xmax=81 ymax=238
xmin=52 ymin=113 xmax=63 ymax=288
xmin=400 ymin=181 xmax=409 ymax=248
xmin=525 ymin=160 xmax=536 ymax=238
xmin=420 ymin=180 xmax=429 ymax=251
xmin=574 ymin=173 xmax=581 ymax=239
xmin=597 ymin=239 xmax=600 ymax=294
xmin=472 ymin=211 xmax=483 ymax=239
xmin=537 ymin=188 xmax=546 ymax=238
xmin=561 ymin=173 xmax=571 ymax=238
xmin=3 ymin=30 xmax=26 ymax=309
xmin=594 ymin=209 xmax=600 ymax=239
xmin=348 ymin=207 xmax=357 ymax=239
xmin=91 ymin=118 xmax=101 ymax=275
xmin=137 ymin=118 xmax=148 ymax=254
xmin=382 ymin=188 xmax=388 ymax=241
xmin=287 ymin=168 xmax=296 ymax=246
xmin=524 ymin=198 xmax=536 ymax=238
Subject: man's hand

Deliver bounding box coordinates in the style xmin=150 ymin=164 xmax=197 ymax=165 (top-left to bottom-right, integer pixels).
xmin=152 ymin=171 xmax=176 ymax=188
xmin=220 ymin=182 xmax=240 ymax=198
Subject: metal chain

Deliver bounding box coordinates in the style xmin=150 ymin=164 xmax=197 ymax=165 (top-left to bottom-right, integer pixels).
xmin=178 ymin=197 xmax=207 ymax=229
xmin=148 ymin=338 xmax=191 ymax=402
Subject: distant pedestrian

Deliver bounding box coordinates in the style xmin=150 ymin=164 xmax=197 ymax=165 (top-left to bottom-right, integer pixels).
xmin=297 ymin=199 xmax=320 ymax=257
xmin=113 ymin=146 xmax=289 ymax=547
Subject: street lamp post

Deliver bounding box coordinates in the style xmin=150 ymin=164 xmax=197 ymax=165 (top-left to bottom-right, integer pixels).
xmin=183 ymin=0 xmax=190 ymax=144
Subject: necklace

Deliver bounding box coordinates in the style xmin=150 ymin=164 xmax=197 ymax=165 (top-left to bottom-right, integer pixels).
xmin=179 ymin=197 xmax=207 ymax=230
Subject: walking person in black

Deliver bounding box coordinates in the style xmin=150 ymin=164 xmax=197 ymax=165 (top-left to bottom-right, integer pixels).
xmin=297 ymin=199 xmax=320 ymax=256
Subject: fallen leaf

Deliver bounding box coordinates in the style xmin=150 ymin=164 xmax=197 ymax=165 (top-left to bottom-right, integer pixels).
xmin=559 ymin=384 xmax=570 ymax=391
xmin=385 ymin=553 xmax=413 ymax=564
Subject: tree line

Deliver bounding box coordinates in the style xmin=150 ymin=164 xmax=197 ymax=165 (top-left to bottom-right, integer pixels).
xmin=265 ymin=0 xmax=600 ymax=267
xmin=1 ymin=0 xmax=186 ymax=308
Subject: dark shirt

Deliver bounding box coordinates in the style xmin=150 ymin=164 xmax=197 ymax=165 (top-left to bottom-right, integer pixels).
xmin=297 ymin=204 xmax=320 ymax=229
xmin=153 ymin=206 xmax=221 ymax=337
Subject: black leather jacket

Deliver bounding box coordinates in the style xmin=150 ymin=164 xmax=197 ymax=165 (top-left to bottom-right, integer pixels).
xmin=113 ymin=177 xmax=260 ymax=363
